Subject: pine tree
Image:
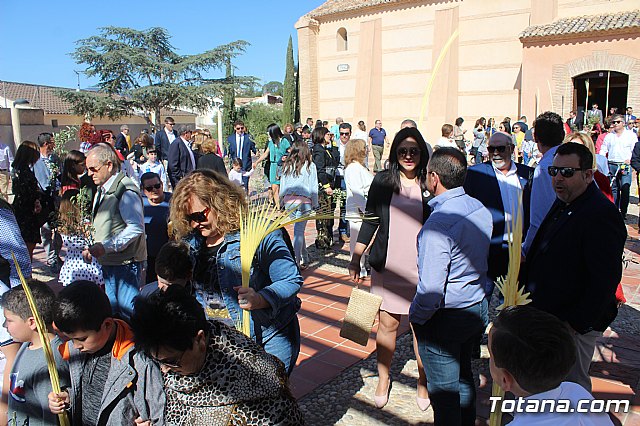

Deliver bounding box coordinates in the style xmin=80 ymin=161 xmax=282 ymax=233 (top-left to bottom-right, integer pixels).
xmin=283 ymin=36 xmax=296 ymax=125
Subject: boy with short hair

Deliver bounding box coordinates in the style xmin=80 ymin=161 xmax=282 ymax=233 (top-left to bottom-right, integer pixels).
xmin=489 ymin=305 xmax=613 ymax=425
xmin=228 ymin=158 xmax=254 ymax=187
xmin=1 ymin=280 xmax=70 ymax=426
xmin=48 ymin=281 xmax=165 ymax=425
xmin=139 ymin=241 xmax=194 ymax=299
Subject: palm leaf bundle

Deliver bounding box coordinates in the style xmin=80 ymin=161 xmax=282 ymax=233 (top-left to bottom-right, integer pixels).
xmin=11 ymin=253 xmax=70 ymax=426
xmin=238 ymin=196 xmax=371 ymax=336
xmin=488 ymin=193 xmax=531 ymax=426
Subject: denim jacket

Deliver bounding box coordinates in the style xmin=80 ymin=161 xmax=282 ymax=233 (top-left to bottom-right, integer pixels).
xmin=185 ymin=229 xmax=302 ymax=344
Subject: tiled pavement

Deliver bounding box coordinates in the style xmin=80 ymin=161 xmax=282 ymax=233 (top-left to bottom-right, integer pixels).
xmin=31 ymin=214 xmax=640 ymax=424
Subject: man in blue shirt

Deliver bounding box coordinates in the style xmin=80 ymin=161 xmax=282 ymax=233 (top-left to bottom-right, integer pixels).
xmin=140 ymin=172 xmax=171 ymax=284
xmin=410 ymin=147 xmax=492 ymax=426
xmin=368 ymin=119 xmax=387 ymax=172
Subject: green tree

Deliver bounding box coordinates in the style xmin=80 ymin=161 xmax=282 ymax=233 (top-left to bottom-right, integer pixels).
xmin=282 ymin=36 xmax=296 ymax=125
xmin=59 ymin=27 xmax=254 ymax=129
xmin=262 ymin=81 xmax=283 ymax=96
xmin=222 ymin=58 xmax=237 ymax=146
xmin=237 ymin=104 xmax=283 ymax=149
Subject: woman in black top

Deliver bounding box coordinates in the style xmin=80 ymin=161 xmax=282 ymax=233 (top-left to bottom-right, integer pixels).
xmin=348 ymin=127 xmax=432 ymax=410
xmin=11 ymin=141 xmax=44 ymax=258
xmin=311 ymin=127 xmax=339 ymax=249
xmin=196 ymin=137 xmax=227 ymax=176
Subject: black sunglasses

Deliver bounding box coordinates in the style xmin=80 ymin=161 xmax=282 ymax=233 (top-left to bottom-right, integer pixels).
xmin=397 ymin=147 xmax=420 ymax=157
xmin=487 ymin=145 xmax=508 ymax=154
xmin=548 ymin=166 xmax=586 ymax=178
xmin=187 ymin=207 xmax=210 ymax=223
xmin=611 ymin=120 xmax=623 ymax=124
xmin=144 ymin=183 xmax=162 ymax=192
xmin=339 ymin=132 xmax=350 ymax=136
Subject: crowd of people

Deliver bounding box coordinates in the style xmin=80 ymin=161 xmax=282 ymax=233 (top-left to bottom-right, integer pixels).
xmin=0 ymin=105 xmax=636 ymax=425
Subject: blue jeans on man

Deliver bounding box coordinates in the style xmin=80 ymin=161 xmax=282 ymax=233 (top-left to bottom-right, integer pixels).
xmin=334 ymin=175 xmax=349 ymax=237
xmin=609 ymin=162 xmax=631 ymax=217
xmin=413 ymin=299 xmax=486 ymax=426
xmin=102 ymin=261 xmax=145 ymax=321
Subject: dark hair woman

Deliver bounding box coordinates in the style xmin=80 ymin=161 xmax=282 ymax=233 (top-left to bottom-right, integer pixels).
xmin=348 ymin=127 xmax=431 ymax=410
xmin=60 ymin=150 xmax=86 ymax=195
xmin=254 ymin=124 xmax=291 ymax=209
xmin=11 ymin=141 xmax=44 ymax=258
xmin=311 ymin=127 xmax=339 ymax=248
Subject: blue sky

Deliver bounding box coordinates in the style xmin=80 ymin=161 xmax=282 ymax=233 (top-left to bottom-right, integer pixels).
xmin=0 ymin=0 xmax=325 ymax=90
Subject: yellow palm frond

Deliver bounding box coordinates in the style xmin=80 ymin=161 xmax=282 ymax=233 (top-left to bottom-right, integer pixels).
xmin=11 ymin=253 xmax=70 ymax=426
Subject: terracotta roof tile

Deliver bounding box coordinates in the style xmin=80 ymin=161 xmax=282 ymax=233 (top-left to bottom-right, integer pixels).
xmin=0 ymin=81 xmax=195 ymax=116
xmin=520 ymin=10 xmax=640 ymax=40
xmin=306 ymin=0 xmax=409 ymax=18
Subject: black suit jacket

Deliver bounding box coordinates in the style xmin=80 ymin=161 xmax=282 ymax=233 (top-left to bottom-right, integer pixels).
xmin=154 ymin=129 xmax=179 ymax=162
xmin=167 ymin=138 xmax=195 ymax=187
xmin=464 ymin=162 xmax=533 ymax=280
xmin=115 ymin=133 xmax=129 ymax=157
xmin=197 ymin=153 xmax=227 ymax=176
xmin=523 ymin=183 xmax=626 ymax=333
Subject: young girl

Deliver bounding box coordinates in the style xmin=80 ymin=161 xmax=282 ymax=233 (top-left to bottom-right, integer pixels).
xmin=138 ymin=148 xmax=168 ymax=189
xmin=279 ymin=141 xmax=318 ymax=269
xmin=60 ymin=150 xmax=86 ymax=195
xmin=228 ymin=158 xmax=254 ymax=187
xmin=57 ymin=190 xmax=103 ymax=286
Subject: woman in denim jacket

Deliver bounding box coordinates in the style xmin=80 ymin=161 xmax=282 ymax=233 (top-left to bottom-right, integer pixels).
xmin=170 ymin=169 xmax=302 ymax=375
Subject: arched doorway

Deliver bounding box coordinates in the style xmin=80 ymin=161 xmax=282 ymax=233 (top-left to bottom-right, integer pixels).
xmin=573 ymin=71 xmax=629 ymax=116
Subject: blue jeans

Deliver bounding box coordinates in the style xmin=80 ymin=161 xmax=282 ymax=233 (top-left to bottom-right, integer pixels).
xmin=262 ymin=317 xmax=300 ymax=376
xmin=102 ymin=261 xmax=145 ymax=321
xmin=284 ymin=201 xmax=311 ymax=264
xmin=413 ymin=299 xmax=486 ymax=426
xmin=609 ymin=162 xmax=631 ymax=216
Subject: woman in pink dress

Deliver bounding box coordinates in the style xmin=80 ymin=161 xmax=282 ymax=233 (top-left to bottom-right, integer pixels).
xmin=349 ymin=127 xmax=431 ymax=411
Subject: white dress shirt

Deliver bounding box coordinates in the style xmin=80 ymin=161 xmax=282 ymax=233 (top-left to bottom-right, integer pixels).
xmin=599 ymin=129 xmax=636 ymax=163
xmin=0 ymin=143 xmax=13 ymax=171
xmin=236 ymin=133 xmax=244 ymax=159
xmin=166 ymin=129 xmax=176 ymax=144
xmin=493 ymin=161 xmax=523 ymax=243
xmin=181 ymin=137 xmax=196 ymax=169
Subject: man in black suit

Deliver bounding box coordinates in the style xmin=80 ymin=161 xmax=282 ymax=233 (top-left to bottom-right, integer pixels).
xmin=464 ymin=132 xmax=533 ymax=287
xmin=566 ymin=110 xmax=578 ymax=130
xmin=523 ymin=142 xmax=626 ymax=392
xmin=154 ymin=117 xmax=179 ymax=164
xmin=167 ymin=125 xmax=195 ymax=188
xmin=227 ymin=120 xmax=256 ymax=191
xmin=115 ymin=124 xmax=130 ymax=157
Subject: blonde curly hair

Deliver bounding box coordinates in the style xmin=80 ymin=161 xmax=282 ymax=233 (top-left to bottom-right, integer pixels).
xmin=169 ymin=170 xmax=247 ymax=240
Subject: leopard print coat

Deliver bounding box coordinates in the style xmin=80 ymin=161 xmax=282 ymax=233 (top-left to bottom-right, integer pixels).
xmin=164 ymin=320 xmax=304 ymax=425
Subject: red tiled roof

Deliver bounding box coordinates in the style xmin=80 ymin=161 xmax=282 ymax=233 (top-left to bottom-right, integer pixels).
xmin=520 ymin=10 xmax=640 ymax=41
xmin=306 ymin=0 xmax=411 ymax=18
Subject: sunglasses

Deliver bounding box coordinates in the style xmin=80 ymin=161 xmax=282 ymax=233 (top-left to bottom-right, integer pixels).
xmin=487 ymin=145 xmax=508 ymax=154
xmin=339 ymin=132 xmax=350 ymax=136
xmin=144 ymin=183 xmax=162 ymax=192
xmin=235 ymin=127 xmax=244 ymax=131
xmin=548 ymin=166 xmax=586 ymax=177
xmin=397 ymin=147 xmax=420 ymax=157
xmin=151 ymin=351 xmax=185 ymax=369
xmin=187 ymin=206 xmax=210 ymax=223
xmin=611 ymin=120 xmax=623 ymax=124
xmin=87 ymin=164 xmax=105 ymax=173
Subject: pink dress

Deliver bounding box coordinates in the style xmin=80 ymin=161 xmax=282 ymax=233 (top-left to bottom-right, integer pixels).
xmin=371 ymin=182 xmax=424 ymax=314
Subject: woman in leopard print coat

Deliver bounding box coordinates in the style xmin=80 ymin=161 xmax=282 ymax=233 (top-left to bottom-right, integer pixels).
xmin=132 ymin=286 xmax=304 ymax=425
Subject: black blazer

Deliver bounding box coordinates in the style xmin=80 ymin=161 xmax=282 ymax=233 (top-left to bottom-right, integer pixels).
xmin=167 ymin=138 xmax=195 ymax=187
xmin=197 ymin=153 xmax=227 ymax=176
xmin=523 ymin=183 xmax=626 ymax=334
xmin=357 ymin=171 xmax=431 ymax=272
xmin=312 ymin=143 xmax=339 ymax=187
xmin=463 ymin=161 xmax=533 ymax=280
xmin=115 ymin=133 xmax=129 ymax=157
xmin=154 ymin=129 xmax=179 ymax=162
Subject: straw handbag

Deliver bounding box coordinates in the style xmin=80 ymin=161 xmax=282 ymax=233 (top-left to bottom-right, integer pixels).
xmin=340 ymin=285 xmax=383 ymax=346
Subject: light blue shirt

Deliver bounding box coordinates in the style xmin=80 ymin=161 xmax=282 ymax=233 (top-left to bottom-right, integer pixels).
xmin=409 ymin=187 xmax=492 ymax=325
xmin=279 ymin=162 xmax=319 ymax=207
xmin=33 ymin=156 xmax=51 ymax=191
xmin=0 ymin=206 xmax=32 ymax=288
xmin=97 ymin=173 xmax=145 ymax=254
xmin=522 ymin=145 xmax=559 ymax=256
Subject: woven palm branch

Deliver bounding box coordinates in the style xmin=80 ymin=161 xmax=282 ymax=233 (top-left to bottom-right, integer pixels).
xmin=238 ymin=196 xmax=371 ymax=336
xmin=11 ymin=253 xmax=70 ymax=426
xmin=489 ymin=193 xmax=531 ymax=426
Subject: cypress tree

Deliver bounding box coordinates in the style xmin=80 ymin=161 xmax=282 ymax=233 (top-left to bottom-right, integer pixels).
xmin=283 ymin=36 xmax=296 ymax=125
xmin=223 ymin=58 xmax=236 ymax=144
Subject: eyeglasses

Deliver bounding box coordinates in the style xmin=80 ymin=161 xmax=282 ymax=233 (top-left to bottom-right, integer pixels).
xmin=611 ymin=120 xmax=623 ymax=124
xmin=487 ymin=145 xmax=508 ymax=154
xmin=187 ymin=206 xmax=210 ymax=223
xmin=339 ymin=132 xmax=350 ymax=136
xmin=548 ymin=166 xmax=586 ymax=177
xmin=397 ymin=147 xmax=420 ymax=157
xmin=166 ymin=123 xmax=175 ymax=126
xmin=87 ymin=164 xmax=105 ymax=173
xmin=152 ymin=350 xmax=185 ymax=369
xmin=235 ymin=127 xmax=244 ymax=131
xmin=144 ymin=183 xmax=162 ymax=192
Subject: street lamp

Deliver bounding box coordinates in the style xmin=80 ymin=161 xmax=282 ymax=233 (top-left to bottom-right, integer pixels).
xmin=10 ymin=98 xmax=29 ymax=153
xmin=211 ymin=98 xmax=224 ymax=156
